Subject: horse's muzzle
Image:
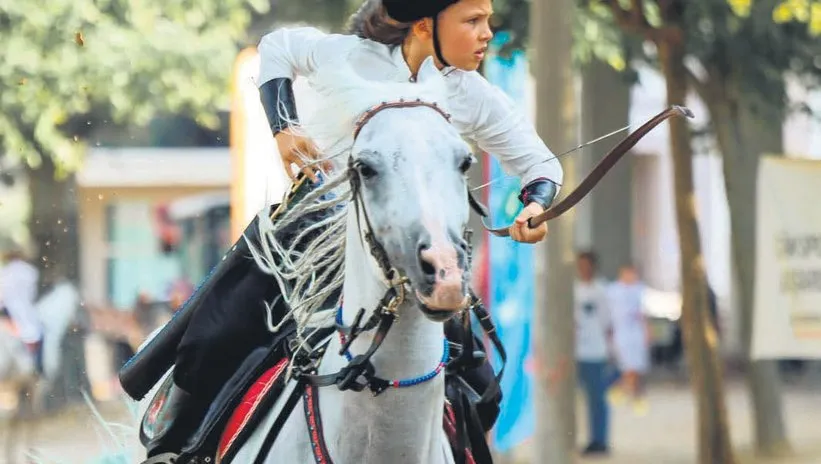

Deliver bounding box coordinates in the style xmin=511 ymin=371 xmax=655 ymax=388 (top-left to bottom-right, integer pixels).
xmin=415 ymin=295 xmax=468 ymax=322
xmin=414 ymin=241 xmax=469 ymax=315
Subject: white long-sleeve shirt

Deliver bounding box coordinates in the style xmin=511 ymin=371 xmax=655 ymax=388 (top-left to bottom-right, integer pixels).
xmin=257 ymin=27 xmax=564 ymax=188
xmin=0 ymin=259 xmax=42 ymax=344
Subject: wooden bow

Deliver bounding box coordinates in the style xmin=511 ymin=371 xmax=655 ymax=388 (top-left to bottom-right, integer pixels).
xmin=483 ymin=105 xmax=694 ymax=237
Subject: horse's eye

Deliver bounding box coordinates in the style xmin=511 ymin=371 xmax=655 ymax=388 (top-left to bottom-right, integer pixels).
xmin=355 ymin=160 xmax=378 ymax=180
xmin=459 ymin=155 xmax=475 ymax=174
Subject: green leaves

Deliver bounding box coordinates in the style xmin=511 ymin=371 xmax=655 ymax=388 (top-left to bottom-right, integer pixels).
xmin=726 ymin=1 xmax=821 ymax=35
xmin=0 ymin=0 xmax=267 ymax=171
xmin=573 ymin=4 xmax=630 ymax=72
xmin=771 ymin=0 xmax=821 ymax=35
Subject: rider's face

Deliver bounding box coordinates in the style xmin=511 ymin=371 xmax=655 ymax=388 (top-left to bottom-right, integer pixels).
xmin=415 ymin=0 xmax=494 ymax=72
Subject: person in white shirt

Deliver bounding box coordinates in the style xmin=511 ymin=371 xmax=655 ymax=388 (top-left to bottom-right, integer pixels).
xmin=258 ymin=0 xmax=564 ymax=235
xmin=0 ymin=243 xmax=43 ymax=374
xmin=574 ymin=251 xmax=611 ymax=456
xmin=141 ymin=1 xmax=566 ymax=459
xmin=607 ymin=264 xmax=650 ymax=414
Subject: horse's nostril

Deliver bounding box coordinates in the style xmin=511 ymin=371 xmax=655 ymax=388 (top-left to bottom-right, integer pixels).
xmin=421 ymin=259 xmax=436 ymax=277
xmin=418 ymin=244 xmax=437 ymax=278
xmin=420 ymin=258 xmax=436 ymax=278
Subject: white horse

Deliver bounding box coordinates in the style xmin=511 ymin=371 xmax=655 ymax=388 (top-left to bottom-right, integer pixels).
xmin=0 ymin=280 xmax=80 ymax=463
xmin=218 ymin=57 xmax=477 ymax=464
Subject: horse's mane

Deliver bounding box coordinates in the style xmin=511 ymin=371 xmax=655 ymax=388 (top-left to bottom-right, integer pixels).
xmin=247 ymin=53 xmax=452 ymax=354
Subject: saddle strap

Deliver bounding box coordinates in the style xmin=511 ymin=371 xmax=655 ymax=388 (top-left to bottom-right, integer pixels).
xmin=471 ymin=296 xmax=507 ymax=405
xmin=304 ymin=384 xmax=334 ymax=464
xmin=250 ymin=381 xmax=305 ymax=464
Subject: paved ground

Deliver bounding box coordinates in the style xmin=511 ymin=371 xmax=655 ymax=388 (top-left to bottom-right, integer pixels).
xmin=1 ymin=379 xmax=818 ymax=463
xmin=501 ymin=379 xmax=821 ymax=464
xmin=0 ymin=400 xmax=142 ymax=463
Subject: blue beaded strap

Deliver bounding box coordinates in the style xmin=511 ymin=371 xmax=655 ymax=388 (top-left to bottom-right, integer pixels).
xmin=335 ymin=305 xmax=449 ymax=389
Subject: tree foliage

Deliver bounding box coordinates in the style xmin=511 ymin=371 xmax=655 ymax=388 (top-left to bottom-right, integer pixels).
xmin=488 ymin=0 xmax=529 ymax=54
xmin=735 ymin=0 xmax=821 ymax=35
xmin=251 ymin=0 xmax=357 ymax=36
xmin=0 ymin=0 xmax=269 ymax=174
xmin=489 ymin=0 xmax=639 ymax=70
xmin=573 ymin=1 xmax=821 ymax=98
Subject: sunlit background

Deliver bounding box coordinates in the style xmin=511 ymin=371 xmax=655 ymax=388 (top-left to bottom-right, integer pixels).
xmin=1 ymin=0 xmax=820 ymax=463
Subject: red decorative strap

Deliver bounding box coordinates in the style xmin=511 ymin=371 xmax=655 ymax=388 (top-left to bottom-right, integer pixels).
xmin=217 ymin=358 xmax=289 ymax=462
xmin=304 ymin=384 xmax=334 ymax=464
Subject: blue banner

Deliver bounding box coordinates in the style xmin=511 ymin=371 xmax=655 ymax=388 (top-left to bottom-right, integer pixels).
xmin=483 ymin=34 xmax=536 ymax=452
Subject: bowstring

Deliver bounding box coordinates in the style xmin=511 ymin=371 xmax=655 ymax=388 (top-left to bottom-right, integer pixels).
xmin=469 ymin=124 xmax=632 ymax=191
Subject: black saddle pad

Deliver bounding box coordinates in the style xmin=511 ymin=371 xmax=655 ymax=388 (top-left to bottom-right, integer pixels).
xmin=180 ymin=324 xmax=302 ymax=459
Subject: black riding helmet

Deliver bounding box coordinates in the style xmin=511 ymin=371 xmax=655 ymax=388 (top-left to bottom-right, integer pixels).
xmin=382 ymin=0 xmax=460 ymax=68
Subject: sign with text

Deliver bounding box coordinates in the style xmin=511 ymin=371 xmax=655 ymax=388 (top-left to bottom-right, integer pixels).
xmin=752 ymin=156 xmax=821 ymax=359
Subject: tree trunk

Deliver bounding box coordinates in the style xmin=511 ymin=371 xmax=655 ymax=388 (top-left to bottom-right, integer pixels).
xmin=26 ymin=155 xmax=80 ymax=288
xmin=580 ymin=60 xmax=633 ymax=276
xmin=706 ymin=77 xmax=790 ymax=457
xmin=658 ymin=39 xmax=737 ymax=464
xmin=531 ymin=0 xmax=577 ymax=461
xmin=26 ymin=154 xmax=85 ymax=410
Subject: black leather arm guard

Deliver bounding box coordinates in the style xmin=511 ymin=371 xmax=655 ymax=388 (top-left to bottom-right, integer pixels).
xmin=518 ymin=178 xmax=559 ymax=210
xmin=259 ymin=77 xmax=299 ymax=137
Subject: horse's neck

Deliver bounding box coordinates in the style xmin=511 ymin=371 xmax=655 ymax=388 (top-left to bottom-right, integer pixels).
xmin=317 ymin=215 xmax=447 ymax=463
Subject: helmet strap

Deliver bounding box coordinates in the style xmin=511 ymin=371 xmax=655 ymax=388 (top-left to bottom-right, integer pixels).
xmin=432 ymin=15 xmax=451 ymax=68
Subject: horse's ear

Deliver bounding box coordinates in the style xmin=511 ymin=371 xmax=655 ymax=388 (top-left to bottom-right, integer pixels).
xmin=416 ymin=56 xmax=442 ymax=83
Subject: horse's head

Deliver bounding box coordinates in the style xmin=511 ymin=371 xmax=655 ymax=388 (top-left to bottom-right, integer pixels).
xmin=345 ymin=59 xmax=474 ymax=321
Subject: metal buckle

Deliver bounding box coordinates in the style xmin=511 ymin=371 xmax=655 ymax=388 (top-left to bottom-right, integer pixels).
xmin=291 ymin=348 xmax=325 ymax=379
xmin=335 ymin=355 xmax=376 ymax=392
xmin=382 ymin=271 xmax=409 ymax=316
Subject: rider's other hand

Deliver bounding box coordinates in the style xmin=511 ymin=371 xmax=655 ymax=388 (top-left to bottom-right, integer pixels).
xmin=274 ymin=129 xmax=329 ymax=183
xmin=509 ymin=202 xmax=548 ymax=243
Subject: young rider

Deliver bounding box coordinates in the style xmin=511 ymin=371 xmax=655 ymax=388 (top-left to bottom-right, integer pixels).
xmin=263 ymin=0 xmax=562 ymax=241
xmin=139 ymin=0 xmax=563 ymax=460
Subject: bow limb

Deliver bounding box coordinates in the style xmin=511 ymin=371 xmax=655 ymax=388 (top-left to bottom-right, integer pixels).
xmin=484 ymin=105 xmax=694 ymax=238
